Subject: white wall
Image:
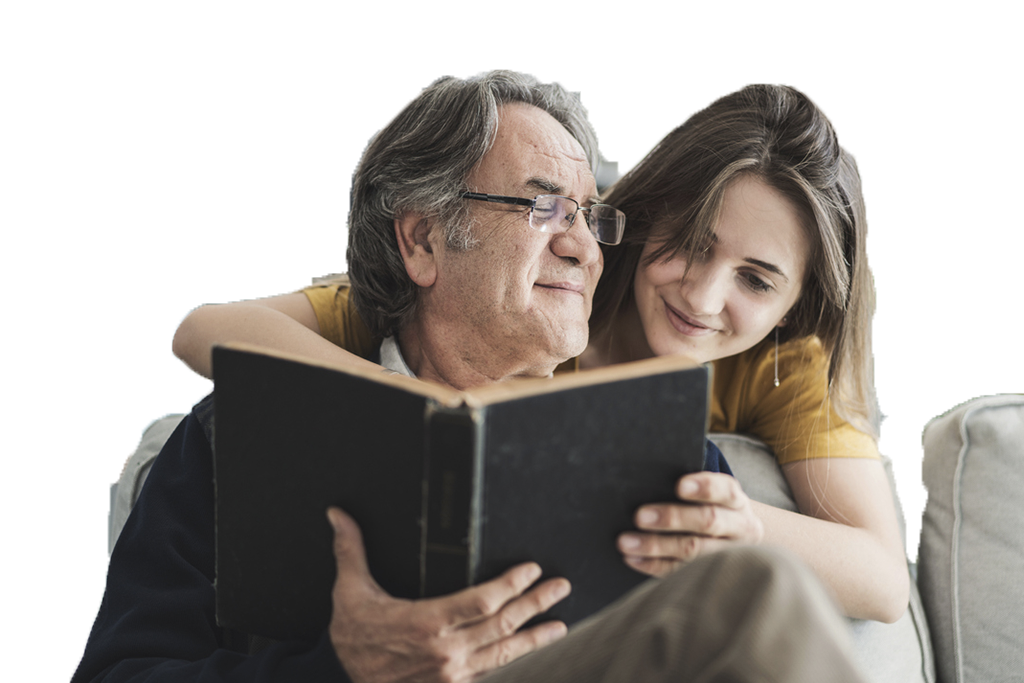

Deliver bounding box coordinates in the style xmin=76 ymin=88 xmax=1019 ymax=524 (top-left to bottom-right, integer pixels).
xmin=757 ymin=68 xmax=925 ymax=264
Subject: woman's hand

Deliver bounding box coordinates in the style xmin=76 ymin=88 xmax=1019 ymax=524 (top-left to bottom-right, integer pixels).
xmin=616 ymin=472 xmax=764 ymax=576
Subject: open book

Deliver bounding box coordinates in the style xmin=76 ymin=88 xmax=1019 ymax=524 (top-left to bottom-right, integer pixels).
xmin=212 ymin=343 xmax=710 ymax=641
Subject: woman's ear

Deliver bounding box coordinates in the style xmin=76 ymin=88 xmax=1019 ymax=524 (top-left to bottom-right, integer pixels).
xmin=394 ymin=214 xmax=437 ymax=287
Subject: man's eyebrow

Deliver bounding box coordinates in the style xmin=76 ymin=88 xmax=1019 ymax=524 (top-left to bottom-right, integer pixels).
xmin=525 ymin=177 xmax=600 ymax=205
xmin=525 ymin=177 xmax=561 ymax=195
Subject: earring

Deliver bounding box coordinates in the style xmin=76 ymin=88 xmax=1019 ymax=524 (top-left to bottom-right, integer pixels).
xmin=773 ymin=326 xmax=781 ymax=387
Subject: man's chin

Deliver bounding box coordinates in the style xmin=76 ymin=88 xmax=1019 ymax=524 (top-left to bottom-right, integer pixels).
xmin=495 ymin=314 xmax=589 ymax=374
xmin=549 ymin=325 xmax=589 ymax=363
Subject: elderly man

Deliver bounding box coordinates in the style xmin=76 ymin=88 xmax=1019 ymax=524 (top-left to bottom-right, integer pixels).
xmin=73 ymin=71 xmax=866 ymax=683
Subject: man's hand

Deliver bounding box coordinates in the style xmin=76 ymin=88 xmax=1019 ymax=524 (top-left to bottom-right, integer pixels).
xmin=327 ymin=507 xmax=571 ymax=683
xmin=616 ymin=472 xmax=764 ymax=576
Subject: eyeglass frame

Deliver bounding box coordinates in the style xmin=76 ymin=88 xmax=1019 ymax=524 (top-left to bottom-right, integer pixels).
xmin=460 ymin=192 xmax=625 ymax=245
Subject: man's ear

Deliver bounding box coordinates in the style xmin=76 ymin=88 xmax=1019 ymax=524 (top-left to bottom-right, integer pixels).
xmin=394 ymin=213 xmax=437 ymax=287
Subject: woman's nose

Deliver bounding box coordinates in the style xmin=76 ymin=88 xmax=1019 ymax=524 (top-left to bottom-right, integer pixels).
xmin=680 ymin=261 xmax=727 ymax=316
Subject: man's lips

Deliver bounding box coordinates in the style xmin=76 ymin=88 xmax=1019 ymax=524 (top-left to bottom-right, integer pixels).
xmin=665 ymin=302 xmax=717 ymax=337
xmin=535 ymin=281 xmax=586 ymax=294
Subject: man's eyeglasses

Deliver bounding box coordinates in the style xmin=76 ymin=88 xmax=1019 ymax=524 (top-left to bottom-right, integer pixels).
xmin=461 ymin=192 xmax=626 ymax=246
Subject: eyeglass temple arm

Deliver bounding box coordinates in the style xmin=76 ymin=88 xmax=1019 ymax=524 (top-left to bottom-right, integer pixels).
xmin=461 ymin=192 xmax=537 ymax=209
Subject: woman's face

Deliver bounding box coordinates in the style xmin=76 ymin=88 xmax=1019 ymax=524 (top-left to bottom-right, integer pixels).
xmin=632 ymin=175 xmax=811 ymax=364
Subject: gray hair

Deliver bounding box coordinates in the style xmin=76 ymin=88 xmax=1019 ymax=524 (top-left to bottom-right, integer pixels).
xmin=346 ymin=70 xmax=600 ymax=338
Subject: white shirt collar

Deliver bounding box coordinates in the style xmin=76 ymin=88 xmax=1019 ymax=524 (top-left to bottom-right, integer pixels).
xmin=379 ymin=336 xmax=415 ymax=378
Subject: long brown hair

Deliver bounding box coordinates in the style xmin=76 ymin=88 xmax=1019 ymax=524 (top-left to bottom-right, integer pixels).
xmin=595 ymin=85 xmax=877 ymax=434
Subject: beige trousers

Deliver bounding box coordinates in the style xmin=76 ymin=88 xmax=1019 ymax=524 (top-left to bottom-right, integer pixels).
xmin=484 ymin=546 xmax=867 ymax=683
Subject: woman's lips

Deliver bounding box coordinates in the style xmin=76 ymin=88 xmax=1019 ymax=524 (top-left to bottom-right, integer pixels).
xmin=665 ymin=302 xmax=716 ymax=337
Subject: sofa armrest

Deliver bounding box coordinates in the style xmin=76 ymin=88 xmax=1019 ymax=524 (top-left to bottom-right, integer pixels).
xmin=918 ymin=395 xmax=1024 ymax=683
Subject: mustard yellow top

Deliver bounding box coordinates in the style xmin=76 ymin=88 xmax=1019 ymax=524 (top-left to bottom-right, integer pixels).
xmin=303 ymin=283 xmax=877 ymax=464
xmin=710 ymin=336 xmax=878 ymax=464
xmin=303 ymin=283 xmax=378 ymax=358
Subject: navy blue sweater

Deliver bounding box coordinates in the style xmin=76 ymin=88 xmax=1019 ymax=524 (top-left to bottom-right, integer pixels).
xmin=72 ymin=402 xmax=350 ymax=682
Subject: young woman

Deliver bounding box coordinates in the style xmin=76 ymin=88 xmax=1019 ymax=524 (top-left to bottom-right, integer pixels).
xmin=173 ymin=84 xmax=908 ymax=623
xmin=587 ymin=85 xmax=908 ymax=623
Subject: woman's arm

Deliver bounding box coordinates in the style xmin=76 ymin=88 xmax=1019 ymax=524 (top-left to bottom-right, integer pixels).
xmin=173 ymin=293 xmax=383 ymax=379
xmin=618 ymin=458 xmax=909 ymax=623
xmin=762 ymin=458 xmax=909 ymax=622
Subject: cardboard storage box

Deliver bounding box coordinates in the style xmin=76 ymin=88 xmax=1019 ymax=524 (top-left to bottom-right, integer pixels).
xmin=122 ymin=69 xmax=286 ymax=216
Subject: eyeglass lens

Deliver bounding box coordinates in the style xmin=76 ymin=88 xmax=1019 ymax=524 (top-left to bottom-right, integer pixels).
xmin=530 ymin=195 xmax=625 ymax=245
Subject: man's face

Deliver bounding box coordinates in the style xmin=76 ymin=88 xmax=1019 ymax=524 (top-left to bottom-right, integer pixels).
xmin=424 ymin=103 xmax=603 ymax=380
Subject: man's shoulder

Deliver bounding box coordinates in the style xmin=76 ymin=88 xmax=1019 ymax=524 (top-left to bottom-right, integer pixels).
xmin=193 ymin=392 xmax=216 ymax=445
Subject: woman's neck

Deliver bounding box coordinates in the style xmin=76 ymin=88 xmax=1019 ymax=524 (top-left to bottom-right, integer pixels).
xmin=582 ymin=302 xmax=654 ymax=369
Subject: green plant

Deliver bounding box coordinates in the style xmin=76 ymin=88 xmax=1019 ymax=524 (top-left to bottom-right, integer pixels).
xmin=880 ymin=69 xmax=1024 ymax=497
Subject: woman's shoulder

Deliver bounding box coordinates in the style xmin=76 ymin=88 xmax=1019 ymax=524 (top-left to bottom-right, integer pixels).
xmin=715 ymin=334 xmax=828 ymax=386
xmin=301 ymin=275 xmax=378 ymax=357
xmin=711 ymin=335 xmax=877 ymax=462
xmin=745 ymin=333 xmax=825 ymax=359
xmin=304 ymin=274 xmax=349 ymax=304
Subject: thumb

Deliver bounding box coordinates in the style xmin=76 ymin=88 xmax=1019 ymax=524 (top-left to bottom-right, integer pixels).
xmin=327 ymin=507 xmax=381 ymax=600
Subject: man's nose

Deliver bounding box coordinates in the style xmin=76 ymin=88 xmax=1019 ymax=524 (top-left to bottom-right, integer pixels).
xmin=550 ymin=216 xmax=602 ymax=268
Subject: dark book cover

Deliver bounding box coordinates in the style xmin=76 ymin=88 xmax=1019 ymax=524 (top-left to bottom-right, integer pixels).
xmin=213 ymin=344 xmax=710 ymax=642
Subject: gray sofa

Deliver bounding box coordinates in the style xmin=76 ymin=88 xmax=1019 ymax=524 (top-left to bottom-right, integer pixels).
xmin=110 ymin=394 xmax=1024 ymax=683
xmin=713 ymin=393 xmax=1024 ymax=683
xmin=917 ymin=395 xmax=1024 ymax=682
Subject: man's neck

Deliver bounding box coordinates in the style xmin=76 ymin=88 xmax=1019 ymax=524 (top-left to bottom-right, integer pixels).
xmin=396 ymin=319 xmax=560 ymax=391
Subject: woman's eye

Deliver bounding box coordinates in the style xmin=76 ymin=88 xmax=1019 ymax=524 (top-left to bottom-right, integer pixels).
xmin=743 ymin=273 xmax=772 ymax=293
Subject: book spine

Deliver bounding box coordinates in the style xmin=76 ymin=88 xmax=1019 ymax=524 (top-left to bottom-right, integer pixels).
xmin=421 ymin=404 xmax=480 ymax=597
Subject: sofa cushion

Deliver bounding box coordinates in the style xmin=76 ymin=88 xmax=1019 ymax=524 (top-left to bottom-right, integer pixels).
xmin=919 ymin=395 xmax=1024 ymax=683
xmin=108 ymin=414 xmax=186 ymax=554
xmin=711 ymin=433 xmax=934 ymax=683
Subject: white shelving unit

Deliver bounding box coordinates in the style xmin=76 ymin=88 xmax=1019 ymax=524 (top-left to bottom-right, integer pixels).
xmin=72 ymin=69 xmax=745 ymax=671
